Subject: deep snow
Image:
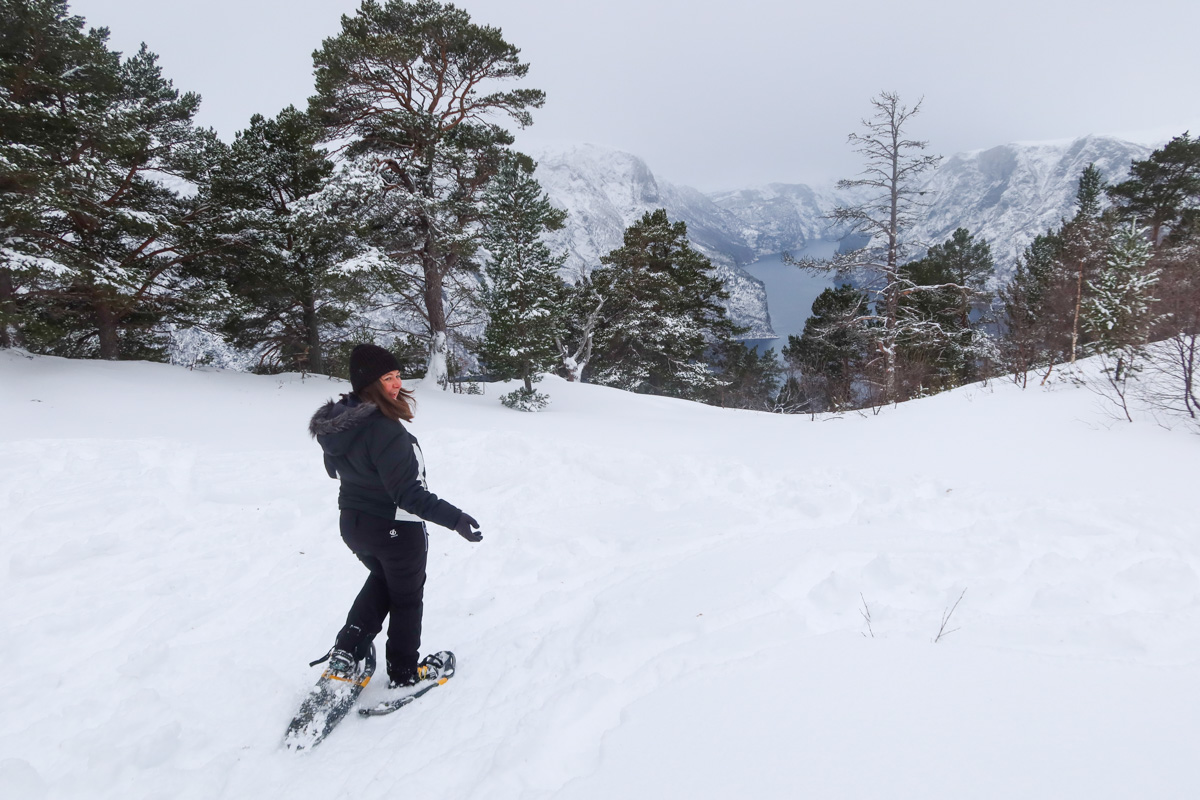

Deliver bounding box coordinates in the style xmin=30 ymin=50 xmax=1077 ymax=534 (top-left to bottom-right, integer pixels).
xmin=1 ymin=350 xmax=1197 ymax=799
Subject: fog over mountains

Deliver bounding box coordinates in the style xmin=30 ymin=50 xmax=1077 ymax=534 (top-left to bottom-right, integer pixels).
xmin=530 ymin=135 xmax=1154 ymax=339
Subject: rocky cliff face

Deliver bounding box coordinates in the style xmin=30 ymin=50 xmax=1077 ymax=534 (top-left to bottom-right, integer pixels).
xmin=707 ymin=183 xmax=842 ymax=255
xmin=911 ymin=135 xmax=1152 ymax=269
xmin=532 ymin=135 xmax=1156 ymax=338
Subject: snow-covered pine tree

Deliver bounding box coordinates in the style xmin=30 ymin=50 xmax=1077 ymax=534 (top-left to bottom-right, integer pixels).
xmin=1 ymin=0 xmax=109 ymax=348
xmin=1085 ymin=222 xmax=1158 ymax=358
xmin=997 ymin=166 xmax=1118 ymax=383
xmin=3 ymin=0 xmax=222 ymax=357
xmin=1107 ymin=135 xmax=1200 ymax=423
xmin=588 ymin=209 xmax=739 ymax=401
xmin=1 ymin=1 xmax=222 ymax=360
xmin=478 ymin=155 xmax=568 ymax=408
xmin=1081 ymin=222 xmax=1159 ymax=419
xmin=309 ymin=0 xmax=544 ymax=385
xmin=1061 ymin=164 xmax=1111 ymax=363
xmin=207 ymin=106 xmax=371 ymax=375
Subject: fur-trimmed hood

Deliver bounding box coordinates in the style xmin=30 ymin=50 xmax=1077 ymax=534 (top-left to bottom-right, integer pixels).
xmin=309 ymin=396 xmax=379 ymax=455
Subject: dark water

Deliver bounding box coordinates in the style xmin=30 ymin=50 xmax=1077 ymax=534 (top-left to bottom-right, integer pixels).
xmin=742 ymin=243 xmax=839 ymax=355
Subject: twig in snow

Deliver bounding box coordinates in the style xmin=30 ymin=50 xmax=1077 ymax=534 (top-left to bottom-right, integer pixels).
xmin=934 ymin=588 xmax=966 ymax=643
xmin=859 ymin=593 xmax=875 ymax=639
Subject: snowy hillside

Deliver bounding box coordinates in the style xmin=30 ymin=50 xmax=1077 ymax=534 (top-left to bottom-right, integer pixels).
xmin=1 ymin=350 xmax=1198 ymax=799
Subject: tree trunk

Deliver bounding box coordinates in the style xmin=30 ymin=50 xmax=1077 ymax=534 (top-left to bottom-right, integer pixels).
xmin=883 ymin=127 xmax=901 ymax=404
xmin=302 ymin=294 xmax=324 ymax=374
xmin=417 ymin=143 xmax=451 ymax=385
xmin=557 ymin=336 xmax=585 ymax=382
xmin=423 ymin=260 xmax=449 ymax=385
xmin=426 ymin=331 xmax=448 ymax=387
xmin=96 ymin=296 xmax=120 ymax=360
xmin=1070 ymin=260 xmax=1084 ymax=363
xmin=1180 ymin=333 xmax=1198 ymax=419
xmin=883 ymin=283 xmax=898 ymax=403
xmin=0 ymin=267 xmax=14 ymax=348
xmin=421 ymin=218 xmax=449 ymax=383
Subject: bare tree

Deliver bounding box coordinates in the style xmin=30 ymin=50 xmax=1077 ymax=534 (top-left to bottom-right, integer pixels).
xmin=556 ymin=293 xmax=603 ymax=382
xmin=789 ymin=92 xmax=941 ymax=403
xmin=933 ymin=588 xmax=966 ymax=643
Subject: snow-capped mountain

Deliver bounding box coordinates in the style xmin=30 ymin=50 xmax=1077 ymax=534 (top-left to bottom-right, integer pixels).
xmin=710 ymin=135 xmax=1154 ymax=267
xmin=707 ymin=182 xmax=844 ymax=255
xmin=533 ymin=135 xmax=1157 ymax=339
xmin=911 ymin=135 xmax=1153 ymax=267
xmin=531 ymin=144 xmax=771 ymax=338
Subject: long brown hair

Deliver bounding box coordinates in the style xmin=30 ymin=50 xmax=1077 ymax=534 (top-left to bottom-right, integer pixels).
xmin=359 ymin=379 xmax=416 ymax=422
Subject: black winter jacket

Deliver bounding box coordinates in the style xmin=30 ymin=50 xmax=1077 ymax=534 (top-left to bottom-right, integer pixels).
xmin=308 ymin=395 xmax=462 ymax=530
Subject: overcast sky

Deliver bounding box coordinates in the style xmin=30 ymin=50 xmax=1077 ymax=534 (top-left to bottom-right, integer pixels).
xmin=69 ymin=0 xmax=1200 ymax=191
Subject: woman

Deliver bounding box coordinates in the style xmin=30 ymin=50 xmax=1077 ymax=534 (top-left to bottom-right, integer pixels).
xmin=308 ymin=343 xmax=482 ymax=688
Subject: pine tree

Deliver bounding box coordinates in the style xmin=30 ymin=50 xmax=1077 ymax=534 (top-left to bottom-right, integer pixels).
xmin=478 ymin=155 xmax=568 ymax=400
xmin=783 ymin=284 xmax=870 ymax=411
xmin=1 ymin=0 xmax=147 ymax=350
xmin=207 ymin=106 xmax=370 ymax=374
xmin=589 ymin=209 xmax=739 ymax=399
xmin=309 ymin=0 xmax=544 ymax=384
xmin=1107 ymin=133 xmax=1200 ymax=244
xmin=1122 ymin=139 xmax=1200 ymax=420
xmin=1 ymin=0 xmax=114 ymax=347
xmin=1079 ymin=222 xmax=1160 ymax=420
xmin=921 ymin=227 xmax=995 ymax=328
xmin=710 ymin=341 xmax=783 ymax=410
xmin=998 ymin=166 xmax=1117 ymax=381
xmin=1 ymin=2 xmax=222 ymax=359
xmin=998 ymin=230 xmax=1066 ymax=385
xmin=897 ymin=228 xmax=995 ymax=388
xmin=1144 ymin=223 xmax=1200 ymax=420
xmin=1061 ymin=164 xmax=1111 ymax=362
xmin=1085 ymin=222 xmax=1158 ymax=356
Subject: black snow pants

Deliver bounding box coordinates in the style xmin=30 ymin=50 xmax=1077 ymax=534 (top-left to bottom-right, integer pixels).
xmin=334 ymin=509 xmax=428 ymax=683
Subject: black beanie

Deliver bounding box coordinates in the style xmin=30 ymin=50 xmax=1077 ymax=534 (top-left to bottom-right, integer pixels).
xmin=349 ymin=344 xmax=401 ymax=393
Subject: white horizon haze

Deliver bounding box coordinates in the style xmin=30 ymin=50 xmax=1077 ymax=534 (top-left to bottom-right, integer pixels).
xmin=67 ymin=0 xmax=1200 ymax=191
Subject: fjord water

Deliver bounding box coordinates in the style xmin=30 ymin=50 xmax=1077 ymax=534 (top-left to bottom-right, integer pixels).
xmin=742 ymin=242 xmax=838 ymax=353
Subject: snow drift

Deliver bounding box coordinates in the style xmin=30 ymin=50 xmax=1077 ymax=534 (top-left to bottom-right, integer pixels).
xmin=0 ymin=350 xmax=1197 ymax=799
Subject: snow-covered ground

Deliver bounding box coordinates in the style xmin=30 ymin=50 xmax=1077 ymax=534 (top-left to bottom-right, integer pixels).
xmin=1 ymin=350 xmax=1197 ymax=799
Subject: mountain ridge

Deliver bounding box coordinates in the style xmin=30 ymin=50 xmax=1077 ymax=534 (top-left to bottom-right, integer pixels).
xmin=531 ymin=134 xmax=1158 ymax=338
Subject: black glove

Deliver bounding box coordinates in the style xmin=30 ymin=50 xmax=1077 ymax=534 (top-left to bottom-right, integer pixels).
xmin=454 ymin=512 xmax=482 ymax=542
